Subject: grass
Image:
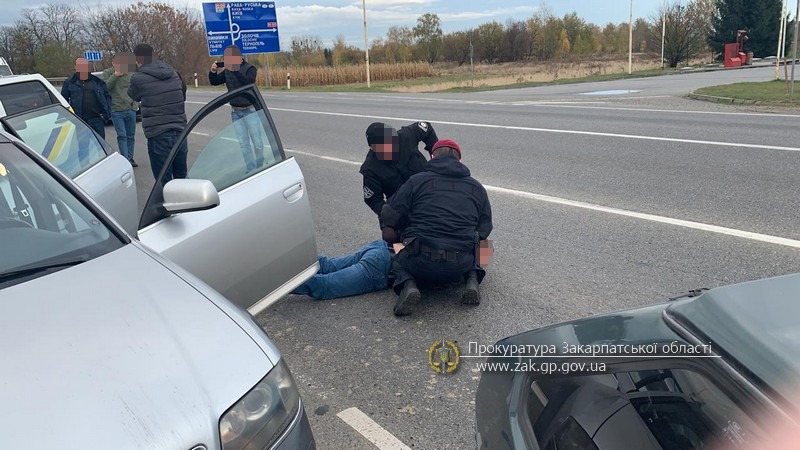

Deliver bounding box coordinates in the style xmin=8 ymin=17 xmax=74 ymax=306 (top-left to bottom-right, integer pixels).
xmin=234 ymin=67 xmax=674 ymax=93
xmin=694 ymin=80 xmax=800 ymax=105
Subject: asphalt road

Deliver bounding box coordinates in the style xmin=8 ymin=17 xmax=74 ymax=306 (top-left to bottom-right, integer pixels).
xmin=118 ymin=66 xmax=800 ymax=449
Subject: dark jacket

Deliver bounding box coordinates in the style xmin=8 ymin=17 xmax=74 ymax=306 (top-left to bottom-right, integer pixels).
xmin=208 ymin=61 xmax=257 ymax=107
xmin=382 ymin=154 xmax=493 ymax=251
xmin=128 ymin=60 xmax=187 ymax=139
xmin=360 ymin=121 xmax=438 ymax=215
xmin=61 ymin=73 xmax=112 ymax=120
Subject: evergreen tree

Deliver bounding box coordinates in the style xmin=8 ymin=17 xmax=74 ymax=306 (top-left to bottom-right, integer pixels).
xmin=708 ymin=0 xmax=782 ymax=58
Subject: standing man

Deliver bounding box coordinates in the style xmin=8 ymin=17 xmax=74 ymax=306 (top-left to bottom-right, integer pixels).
xmin=360 ymin=121 xmax=438 ymax=242
xmin=101 ymin=52 xmax=138 ymax=167
xmin=209 ymin=44 xmax=264 ymax=172
xmin=61 ymin=57 xmax=112 ymax=139
xmin=381 ymin=139 xmax=493 ymax=316
xmin=128 ymin=43 xmax=188 ymax=183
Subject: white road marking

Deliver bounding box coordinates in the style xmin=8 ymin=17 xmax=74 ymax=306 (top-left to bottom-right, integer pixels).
xmin=533 ymin=103 xmax=800 ymax=118
xmin=274 ymin=108 xmax=800 ymax=153
xmin=190 ymin=131 xmax=211 ymax=136
xmin=337 ymin=407 xmax=412 ymax=450
xmin=285 ymin=148 xmax=800 ymax=249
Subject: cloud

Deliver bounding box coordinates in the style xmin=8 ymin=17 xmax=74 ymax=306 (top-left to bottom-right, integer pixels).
xmin=439 ymin=6 xmax=538 ymax=22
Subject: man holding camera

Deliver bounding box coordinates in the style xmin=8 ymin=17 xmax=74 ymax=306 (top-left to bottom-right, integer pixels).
xmin=209 ymin=44 xmax=264 ymax=172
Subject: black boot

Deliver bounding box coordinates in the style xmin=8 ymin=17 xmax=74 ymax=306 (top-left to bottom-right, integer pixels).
xmin=462 ymin=271 xmax=480 ymax=305
xmin=394 ymin=279 xmax=421 ymax=316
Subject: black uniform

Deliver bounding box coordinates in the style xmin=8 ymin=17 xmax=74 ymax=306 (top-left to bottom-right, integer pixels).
xmin=381 ymin=154 xmax=493 ymax=292
xmin=360 ymin=121 xmax=438 ymax=215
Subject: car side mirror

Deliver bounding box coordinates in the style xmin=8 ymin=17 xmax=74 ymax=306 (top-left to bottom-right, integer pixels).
xmin=162 ymin=179 xmax=220 ymax=214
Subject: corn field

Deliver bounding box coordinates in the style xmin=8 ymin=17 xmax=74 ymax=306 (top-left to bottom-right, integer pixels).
xmin=255 ymin=63 xmax=434 ymax=87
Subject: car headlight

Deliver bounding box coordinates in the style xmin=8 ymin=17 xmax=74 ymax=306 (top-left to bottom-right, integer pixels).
xmin=219 ymin=359 xmax=301 ymax=450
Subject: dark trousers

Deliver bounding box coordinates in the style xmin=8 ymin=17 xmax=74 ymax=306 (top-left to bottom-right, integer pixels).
xmin=84 ymin=116 xmax=106 ymax=140
xmin=391 ymin=247 xmax=485 ymax=294
xmin=147 ymin=129 xmax=188 ymax=183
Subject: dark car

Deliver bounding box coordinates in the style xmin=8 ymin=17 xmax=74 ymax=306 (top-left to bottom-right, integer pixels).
xmin=475 ymin=274 xmax=800 ymax=449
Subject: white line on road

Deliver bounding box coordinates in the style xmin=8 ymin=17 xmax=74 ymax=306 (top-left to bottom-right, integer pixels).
xmin=274 ymin=108 xmax=800 ymax=153
xmin=286 ymin=148 xmax=800 ymax=249
xmin=533 ymin=103 xmax=800 ymax=118
xmin=337 ymin=407 xmax=412 ymax=450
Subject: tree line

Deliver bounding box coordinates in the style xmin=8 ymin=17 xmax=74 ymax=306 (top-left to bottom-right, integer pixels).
xmin=0 ymin=0 xmax=791 ymax=79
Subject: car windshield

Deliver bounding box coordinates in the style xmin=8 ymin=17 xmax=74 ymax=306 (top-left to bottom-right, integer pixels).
xmin=2 ymin=104 xmax=108 ymax=177
xmin=0 ymin=141 xmax=123 ymax=286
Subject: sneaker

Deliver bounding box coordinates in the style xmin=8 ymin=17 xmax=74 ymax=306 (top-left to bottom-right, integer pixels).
xmin=129 ymin=159 xmax=138 ymax=167
xmin=394 ymin=280 xmax=421 ymax=316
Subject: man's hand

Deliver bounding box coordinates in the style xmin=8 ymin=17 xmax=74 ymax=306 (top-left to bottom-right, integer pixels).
xmin=211 ymin=62 xmax=224 ymax=74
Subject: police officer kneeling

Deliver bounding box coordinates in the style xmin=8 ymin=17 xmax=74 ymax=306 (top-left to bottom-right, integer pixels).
xmin=380 ymin=139 xmax=493 ymax=316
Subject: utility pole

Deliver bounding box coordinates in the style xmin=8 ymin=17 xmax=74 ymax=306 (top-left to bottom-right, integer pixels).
xmin=362 ymin=0 xmax=371 ymax=88
xmin=628 ymin=0 xmax=634 ymax=74
xmin=469 ymin=34 xmax=474 ymax=88
xmin=776 ymin=0 xmax=787 ymax=80
xmin=661 ymin=3 xmax=666 ymax=70
xmin=791 ymin=0 xmax=800 ymax=97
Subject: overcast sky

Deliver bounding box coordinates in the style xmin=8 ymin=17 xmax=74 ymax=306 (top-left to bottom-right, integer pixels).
xmin=2 ymin=0 xmax=667 ymax=50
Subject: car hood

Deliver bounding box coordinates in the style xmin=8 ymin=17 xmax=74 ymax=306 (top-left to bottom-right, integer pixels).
xmin=0 ymin=245 xmax=273 ymax=450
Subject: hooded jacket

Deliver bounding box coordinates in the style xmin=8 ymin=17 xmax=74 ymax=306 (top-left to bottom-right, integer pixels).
xmin=128 ymin=60 xmax=187 ymax=139
xmin=359 ymin=121 xmax=438 ymax=215
xmin=382 ymin=154 xmax=493 ymax=251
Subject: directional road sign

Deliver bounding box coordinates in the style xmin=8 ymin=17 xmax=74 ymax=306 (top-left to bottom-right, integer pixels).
xmin=202 ymin=2 xmax=280 ymax=56
xmin=84 ymin=51 xmax=103 ymax=61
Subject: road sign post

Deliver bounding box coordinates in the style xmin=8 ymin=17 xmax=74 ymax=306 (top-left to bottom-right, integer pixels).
xmin=202 ymin=2 xmax=281 ymax=57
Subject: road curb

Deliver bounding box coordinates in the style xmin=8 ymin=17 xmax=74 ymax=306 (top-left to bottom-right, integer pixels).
xmin=686 ymin=92 xmax=757 ymax=105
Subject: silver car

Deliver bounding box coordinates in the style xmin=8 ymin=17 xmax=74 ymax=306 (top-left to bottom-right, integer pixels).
xmin=0 ymin=88 xmax=318 ymax=448
xmin=0 ymin=85 xmax=319 ymax=315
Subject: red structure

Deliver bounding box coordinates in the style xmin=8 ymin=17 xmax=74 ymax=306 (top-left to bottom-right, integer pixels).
xmin=724 ymin=30 xmax=751 ymax=68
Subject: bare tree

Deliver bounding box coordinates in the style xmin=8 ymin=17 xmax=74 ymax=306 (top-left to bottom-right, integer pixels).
xmin=650 ymin=1 xmax=708 ymax=67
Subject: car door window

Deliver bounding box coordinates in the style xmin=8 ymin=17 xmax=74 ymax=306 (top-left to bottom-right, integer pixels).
xmin=0 ymin=81 xmax=58 ymax=116
xmin=187 ymin=107 xmax=284 ymax=192
xmin=2 ymin=105 xmax=109 ymax=177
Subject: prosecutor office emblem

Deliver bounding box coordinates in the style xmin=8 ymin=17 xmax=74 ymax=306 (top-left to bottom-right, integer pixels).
xmin=364 ymin=186 xmax=375 ymax=199
xmin=428 ymin=339 xmax=460 ymax=374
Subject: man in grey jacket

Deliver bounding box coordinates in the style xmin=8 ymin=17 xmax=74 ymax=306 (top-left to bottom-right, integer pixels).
xmin=128 ymin=43 xmax=188 ymax=182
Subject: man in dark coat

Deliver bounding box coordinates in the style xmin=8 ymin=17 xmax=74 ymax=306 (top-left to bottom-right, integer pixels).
xmin=128 ymin=43 xmax=188 ymax=182
xmin=209 ymin=44 xmax=263 ymax=172
xmin=381 ymin=139 xmax=493 ymax=316
xmin=360 ymin=121 xmax=438 ymax=242
xmin=61 ymin=57 xmax=112 ymax=139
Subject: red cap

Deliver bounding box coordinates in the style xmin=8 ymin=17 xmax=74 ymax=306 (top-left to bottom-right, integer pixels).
xmin=431 ymin=139 xmax=461 ymax=160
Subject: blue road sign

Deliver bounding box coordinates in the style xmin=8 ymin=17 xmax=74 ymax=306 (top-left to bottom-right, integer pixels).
xmin=84 ymin=51 xmax=103 ymax=61
xmin=202 ymin=2 xmax=280 ymax=56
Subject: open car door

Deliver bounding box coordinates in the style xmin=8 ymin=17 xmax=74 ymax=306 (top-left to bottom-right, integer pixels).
xmin=137 ymin=85 xmax=319 ymax=315
xmin=0 ymin=105 xmax=138 ymax=235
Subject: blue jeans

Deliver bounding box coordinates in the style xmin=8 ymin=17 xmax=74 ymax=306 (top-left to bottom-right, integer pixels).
xmin=231 ymin=107 xmax=264 ymax=171
xmin=111 ymin=109 xmax=136 ymax=161
xmin=147 ymin=129 xmax=188 ymax=183
xmin=84 ymin=116 xmax=106 ymax=140
xmin=292 ymin=240 xmax=392 ymax=300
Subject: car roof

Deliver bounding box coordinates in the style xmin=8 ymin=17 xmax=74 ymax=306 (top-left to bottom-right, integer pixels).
xmin=0 ymin=73 xmax=53 ymax=85
xmin=667 ymin=273 xmax=800 ymax=403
